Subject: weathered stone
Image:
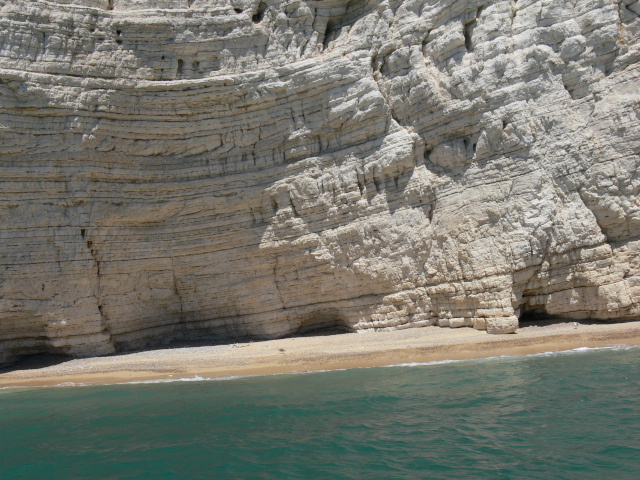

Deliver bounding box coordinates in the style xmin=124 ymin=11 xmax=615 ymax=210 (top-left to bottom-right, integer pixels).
xmin=1 ymin=0 xmax=639 ymax=362
xmin=486 ymin=316 xmax=519 ymax=335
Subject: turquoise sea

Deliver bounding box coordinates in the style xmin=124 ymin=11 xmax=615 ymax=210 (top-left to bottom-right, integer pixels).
xmin=1 ymin=346 xmax=639 ymax=479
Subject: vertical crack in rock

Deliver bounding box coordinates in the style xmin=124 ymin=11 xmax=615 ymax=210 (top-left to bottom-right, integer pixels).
xmin=171 ymin=258 xmax=185 ymax=327
xmin=371 ymin=48 xmax=419 ymax=154
xmin=273 ymin=257 xmax=286 ymax=310
xmin=464 ymin=20 xmax=475 ymax=53
xmin=85 ymin=235 xmax=113 ymax=344
xmin=465 ymin=6 xmax=483 ymax=52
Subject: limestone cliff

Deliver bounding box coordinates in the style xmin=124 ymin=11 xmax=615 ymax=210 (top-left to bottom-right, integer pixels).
xmin=1 ymin=0 xmax=639 ymax=363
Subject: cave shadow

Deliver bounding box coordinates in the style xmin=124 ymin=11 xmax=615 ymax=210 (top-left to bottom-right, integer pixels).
xmin=0 ymin=325 xmax=356 ymax=371
xmin=518 ymin=311 xmax=633 ymax=328
xmin=111 ymin=311 xmax=355 ymax=356
xmin=0 ymin=353 xmax=73 ymax=373
xmin=289 ymin=311 xmax=355 ymax=338
xmin=116 ymin=321 xmax=354 ymax=355
xmin=292 ymin=326 xmax=355 ymax=338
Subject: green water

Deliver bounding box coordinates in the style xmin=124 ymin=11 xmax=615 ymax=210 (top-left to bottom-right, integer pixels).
xmin=1 ymin=347 xmax=639 ymax=479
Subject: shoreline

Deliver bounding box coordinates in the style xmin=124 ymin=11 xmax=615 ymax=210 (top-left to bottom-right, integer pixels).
xmin=2 ymin=320 xmax=640 ymax=389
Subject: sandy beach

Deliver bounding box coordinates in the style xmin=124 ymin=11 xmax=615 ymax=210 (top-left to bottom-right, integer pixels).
xmin=2 ymin=320 xmax=640 ymax=389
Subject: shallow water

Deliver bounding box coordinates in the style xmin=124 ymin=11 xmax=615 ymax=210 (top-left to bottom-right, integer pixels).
xmin=1 ymin=346 xmax=639 ymax=479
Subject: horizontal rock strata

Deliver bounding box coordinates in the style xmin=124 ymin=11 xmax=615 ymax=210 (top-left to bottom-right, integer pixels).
xmin=1 ymin=0 xmax=640 ymax=362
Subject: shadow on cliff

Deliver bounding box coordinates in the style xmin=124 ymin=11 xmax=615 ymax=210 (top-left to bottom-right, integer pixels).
xmin=119 ymin=323 xmax=354 ymax=357
xmin=518 ymin=312 xmax=633 ymax=328
xmin=0 ymin=353 xmax=73 ymax=373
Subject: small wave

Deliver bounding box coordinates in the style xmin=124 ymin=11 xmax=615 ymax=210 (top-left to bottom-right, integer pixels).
xmin=119 ymin=369 xmax=351 ymax=385
xmin=382 ymin=344 xmax=640 ymax=369
xmin=121 ymin=374 xmax=211 ymax=385
xmin=524 ymin=344 xmax=639 ymax=357
xmin=384 ymin=359 xmax=465 ymax=368
xmin=280 ymin=368 xmax=348 ymax=376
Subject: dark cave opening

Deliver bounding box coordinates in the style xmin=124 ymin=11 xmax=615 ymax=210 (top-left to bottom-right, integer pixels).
xmin=518 ymin=310 xmax=610 ymax=327
xmin=0 ymin=353 xmax=73 ymax=372
xmin=464 ymin=19 xmax=475 ymax=52
xmin=323 ymin=18 xmax=341 ymax=50
xmin=293 ymin=311 xmax=354 ymax=337
xmin=252 ymin=2 xmax=267 ymax=24
xmin=322 ymin=0 xmax=368 ymax=51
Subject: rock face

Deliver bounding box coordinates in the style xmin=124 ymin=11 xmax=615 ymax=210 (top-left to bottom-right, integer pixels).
xmin=1 ymin=0 xmax=639 ymax=362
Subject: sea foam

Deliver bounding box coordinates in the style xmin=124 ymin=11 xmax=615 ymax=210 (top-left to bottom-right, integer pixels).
xmin=384 ymin=344 xmax=640 ymax=369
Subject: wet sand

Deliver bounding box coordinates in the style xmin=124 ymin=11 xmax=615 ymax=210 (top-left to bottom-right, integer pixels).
xmin=2 ymin=320 xmax=640 ymax=389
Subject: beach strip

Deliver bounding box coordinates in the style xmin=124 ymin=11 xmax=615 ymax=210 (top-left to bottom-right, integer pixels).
xmin=2 ymin=320 xmax=640 ymax=389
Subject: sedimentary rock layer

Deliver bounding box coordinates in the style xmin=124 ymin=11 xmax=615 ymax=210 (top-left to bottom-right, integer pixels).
xmin=1 ymin=0 xmax=639 ymax=362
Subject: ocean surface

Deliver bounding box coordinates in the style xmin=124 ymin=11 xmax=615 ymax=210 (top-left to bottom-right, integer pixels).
xmin=1 ymin=346 xmax=640 ymax=479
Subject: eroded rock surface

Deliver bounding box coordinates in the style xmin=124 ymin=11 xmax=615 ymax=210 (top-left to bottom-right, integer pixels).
xmin=1 ymin=0 xmax=640 ymax=362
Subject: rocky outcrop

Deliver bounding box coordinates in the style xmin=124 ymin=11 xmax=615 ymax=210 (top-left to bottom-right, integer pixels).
xmin=1 ymin=0 xmax=639 ymax=363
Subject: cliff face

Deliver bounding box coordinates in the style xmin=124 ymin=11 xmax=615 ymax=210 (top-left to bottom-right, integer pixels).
xmin=1 ymin=0 xmax=639 ymax=362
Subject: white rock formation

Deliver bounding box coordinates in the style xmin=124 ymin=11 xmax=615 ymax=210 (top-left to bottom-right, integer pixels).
xmin=1 ymin=0 xmax=639 ymax=362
